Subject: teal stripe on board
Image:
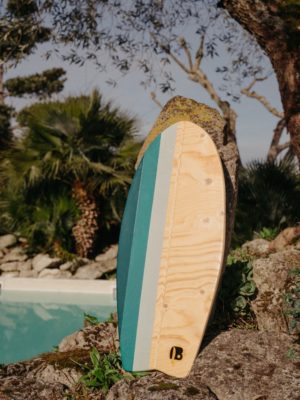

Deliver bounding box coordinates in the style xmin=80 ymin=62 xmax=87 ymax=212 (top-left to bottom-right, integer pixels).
xmin=133 ymin=126 xmax=177 ymax=370
xmin=117 ymin=135 xmax=161 ymax=371
xmin=117 ymin=165 xmax=142 ymax=334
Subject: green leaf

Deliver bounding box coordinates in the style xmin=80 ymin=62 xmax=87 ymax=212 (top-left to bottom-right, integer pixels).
xmin=239 ymin=280 xmax=256 ymax=296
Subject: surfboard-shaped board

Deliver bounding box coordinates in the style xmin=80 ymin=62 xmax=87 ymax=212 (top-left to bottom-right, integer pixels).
xmin=117 ymin=120 xmax=226 ymax=378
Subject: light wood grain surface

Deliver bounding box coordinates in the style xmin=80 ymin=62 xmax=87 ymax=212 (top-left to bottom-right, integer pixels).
xmin=149 ymin=121 xmax=226 ymax=377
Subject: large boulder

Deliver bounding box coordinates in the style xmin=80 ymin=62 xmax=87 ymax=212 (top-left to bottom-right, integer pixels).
xmin=251 ymin=248 xmax=300 ymax=333
xmin=2 ymin=322 xmax=298 ymax=400
xmin=107 ymin=329 xmax=299 ymax=400
xmin=0 ymin=322 xmax=118 ymax=399
xmin=136 ymin=96 xmax=239 ymax=260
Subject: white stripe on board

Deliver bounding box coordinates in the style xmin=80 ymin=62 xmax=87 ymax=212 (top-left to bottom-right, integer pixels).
xmin=133 ymin=125 xmax=177 ymax=370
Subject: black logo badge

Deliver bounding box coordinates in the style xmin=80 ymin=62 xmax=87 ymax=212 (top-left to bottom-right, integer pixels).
xmin=170 ymin=346 xmax=183 ymax=360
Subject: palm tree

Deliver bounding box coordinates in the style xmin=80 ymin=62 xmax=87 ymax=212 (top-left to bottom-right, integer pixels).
xmin=1 ymin=91 xmax=140 ymax=257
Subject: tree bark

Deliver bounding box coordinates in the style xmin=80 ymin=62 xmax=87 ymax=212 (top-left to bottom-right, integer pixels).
xmin=220 ymin=0 xmax=300 ymax=163
xmin=0 ymin=64 xmax=4 ymax=105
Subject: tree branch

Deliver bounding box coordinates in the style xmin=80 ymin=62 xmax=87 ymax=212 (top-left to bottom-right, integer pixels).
xmin=178 ymin=36 xmax=193 ymax=70
xmin=193 ymin=34 xmax=205 ymax=71
xmin=241 ymin=78 xmax=283 ymax=118
xmin=150 ymin=91 xmax=163 ymax=109
xmin=267 ymin=117 xmax=287 ymax=161
xmin=150 ymin=32 xmax=190 ymax=74
xmin=150 ymin=31 xmax=237 ymax=139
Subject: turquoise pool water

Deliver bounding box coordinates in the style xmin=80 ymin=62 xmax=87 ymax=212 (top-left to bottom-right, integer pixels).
xmin=0 ymin=290 xmax=116 ymax=365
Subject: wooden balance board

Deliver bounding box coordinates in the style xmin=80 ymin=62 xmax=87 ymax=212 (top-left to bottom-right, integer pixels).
xmin=117 ymin=120 xmax=226 ymax=378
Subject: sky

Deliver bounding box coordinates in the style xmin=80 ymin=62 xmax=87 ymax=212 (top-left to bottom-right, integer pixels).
xmin=5 ymin=38 xmax=284 ymax=164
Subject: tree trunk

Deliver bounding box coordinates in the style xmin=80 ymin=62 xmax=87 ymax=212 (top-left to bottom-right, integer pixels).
xmin=0 ymin=64 xmax=4 ymax=105
xmin=220 ymin=0 xmax=300 ymax=163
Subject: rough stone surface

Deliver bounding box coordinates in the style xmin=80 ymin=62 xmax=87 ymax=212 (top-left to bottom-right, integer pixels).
xmin=242 ymin=238 xmax=270 ymax=258
xmin=58 ymin=322 xmax=119 ymax=353
xmin=27 ymin=364 xmax=81 ymax=388
xmin=106 ymin=374 xmax=218 ymax=400
xmin=106 ymin=329 xmax=300 ymax=400
xmin=95 ymin=245 xmax=118 ymax=262
xmin=0 ymin=322 xmax=119 ymax=399
xmin=136 ymin=96 xmax=239 ymax=261
xmin=59 ymin=261 xmax=73 ymax=271
xmin=38 ymin=269 xmax=72 ymax=279
xmin=193 ymin=329 xmax=300 ymax=400
xmin=0 ymin=234 xmax=17 ymax=250
xmin=269 ymin=225 xmax=300 ymax=252
xmin=252 ymin=249 xmax=300 ymax=333
xmin=16 ymin=260 xmax=32 ymax=272
xmin=1 ymin=271 xmax=20 ymax=278
xmin=73 ymin=260 xmax=115 ymax=279
xmin=19 ymin=270 xmax=38 ymax=278
xmin=0 ymin=244 xmax=118 ymax=279
xmin=0 ymin=262 xmax=19 ymax=272
xmin=1 ymin=322 xmax=299 ymax=400
xmin=1 ymin=247 xmax=28 ymax=263
xmin=32 ymin=254 xmax=62 ymax=272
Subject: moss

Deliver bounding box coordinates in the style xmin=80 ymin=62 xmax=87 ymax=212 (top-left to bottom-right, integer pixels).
xmin=184 ymin=386 xmax=200 ymax=396
xmin=136 ymin=96 xmax=224 ymax=168
xmin=148 ymin=381 xmax=180 ymax=392
xmin=40 ymin=349 xmax=91 ymax=370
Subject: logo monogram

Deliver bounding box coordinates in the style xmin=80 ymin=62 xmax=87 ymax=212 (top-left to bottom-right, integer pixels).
xmin=169 ymin=346 xmax=183 ymax=360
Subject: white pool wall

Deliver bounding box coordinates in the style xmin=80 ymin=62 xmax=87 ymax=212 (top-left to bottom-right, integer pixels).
xmin=0 ymin=278 xmax=117 ymax=305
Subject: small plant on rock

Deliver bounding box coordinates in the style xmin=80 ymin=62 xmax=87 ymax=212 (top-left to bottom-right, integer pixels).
xmin=215 ymin=252 xmax=257 ymax=329
xmin=80 ymin=348 xmax=123 ymax=393
xmin=284 ymin=268 xmax=300 ymax=336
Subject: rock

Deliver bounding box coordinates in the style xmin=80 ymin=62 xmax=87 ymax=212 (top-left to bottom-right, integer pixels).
xmin=269 ymin=225 xmax=300 ymax=252
xmin=1 ymin=321 xmax=299 ymax=400
xmin=38 ymin=269 xmax=72 ymax=279
xmin=107 ymin=329 xmax=300 ymax=400
xmin=19 ymin=270 xmax=38 ymax=278
xmin=252 ymin=249 xmax=300 ymax=333
xmin=242 ymin=238 xmax=270 ymax=257
xmin=0 ymin=379 xmax=66 ymax=400
xmin=27 ymin=364 xmax=81 ymax=388
xmin=107 ymin=374 xmax=217 ymax=400
xmin=58 ymin=322 xmax=118 ymax=353
xmin=59 ymin=261 xmax=73 ymax=271
xmin=1 ymin=271 xmax=20 ymax=278
xmin=0 ymin=261 xmax=19 ymax=272
xmin=95 ymin=244 xmax=118 ymax=262
xmin=17 ymin=260 xmax=32 ymax=272
xmin=32 ymin=254 xmax=62 ymax=272
xmin=0 ymin=250 xmax=4 ymax=259
xmin=193 ymin=329 xmax=300 ymax=400
xmin=1 ymin=247 xmax=28 ymax=263
xmin=59 ymin=259 xmax=87 ymax=273
xmin=0 ymin=234 xmax=17 ymax=250
xmin=73 ymin=261 xmax=115 ymax=279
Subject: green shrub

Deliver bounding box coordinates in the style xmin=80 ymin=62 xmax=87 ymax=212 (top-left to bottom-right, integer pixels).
xmin=233 ymin=160 xmax=300 ymax=247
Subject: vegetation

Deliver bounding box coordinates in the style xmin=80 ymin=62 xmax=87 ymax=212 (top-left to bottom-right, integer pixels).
xmin=284 ymin=268 xmax=300 ymax=336
xmin=4 ymin=68 xmax=66 ymax=99
xmin=0 ymin=0 xmax=66 ymax=150
xmin=233 ymin=160 xmax=300 ymax=247
xmin=215 ymin=249 xmax=257 ymax=329
xmin=79 ymin=349 xmax=123 ymax=394
xmin=0 ymin=91 xmax=140 ymax=257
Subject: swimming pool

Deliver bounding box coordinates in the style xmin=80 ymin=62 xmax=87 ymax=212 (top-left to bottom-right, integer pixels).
xmin=0 ymin=278 xmax=116 ymax=365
